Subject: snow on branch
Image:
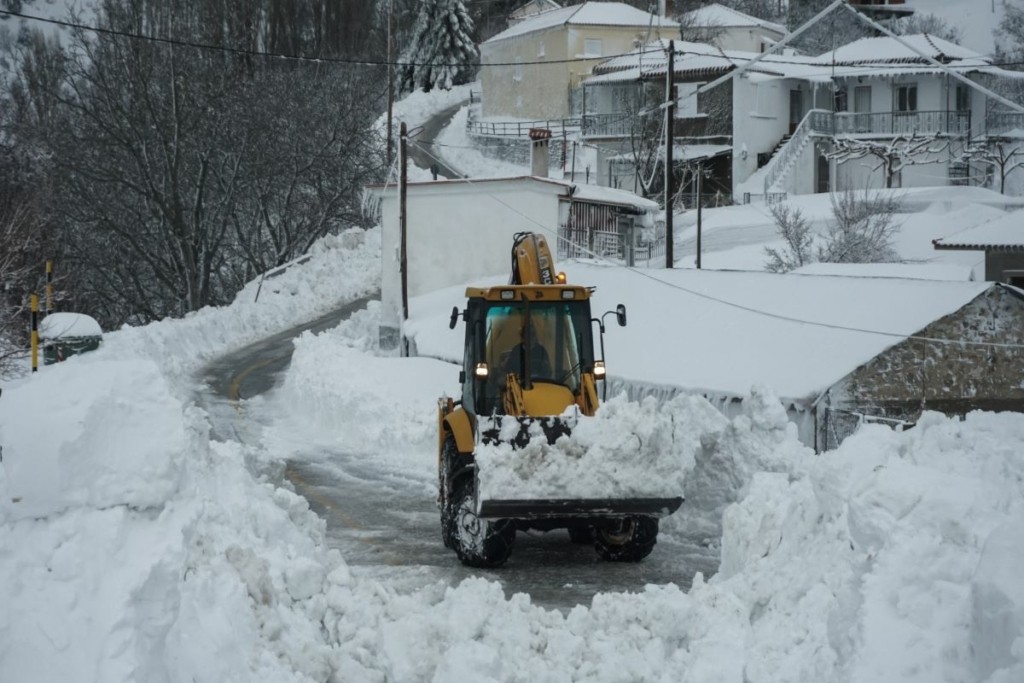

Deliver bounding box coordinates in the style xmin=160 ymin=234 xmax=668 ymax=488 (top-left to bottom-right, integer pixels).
xmin=825 ymin=132 xmax=952 ymax=189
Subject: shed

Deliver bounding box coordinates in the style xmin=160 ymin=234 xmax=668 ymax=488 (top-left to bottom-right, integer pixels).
xmin=38 ymin=312 xmax=103 ymax=364
xmin=934 ymin=210 xmax=1024 ymax=286
xmin=367 ymin=176 xmax=659 ymax=350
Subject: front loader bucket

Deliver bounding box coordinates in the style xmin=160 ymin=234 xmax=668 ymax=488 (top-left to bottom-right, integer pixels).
xmin=477 ymin=496 xmax=683 ymax=520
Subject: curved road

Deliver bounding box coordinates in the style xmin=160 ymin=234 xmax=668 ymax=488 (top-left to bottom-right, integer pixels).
xmin=407 ymin=101 xmax=466 ymax=180
xmin=199 ymin=296 xmax=707 ymax=612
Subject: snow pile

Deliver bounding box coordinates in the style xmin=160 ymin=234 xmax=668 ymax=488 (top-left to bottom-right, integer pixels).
xmin=475 ymin=394 xmax=726 ymax=501
xmin=0 ymin=354 xmax=346 ymax=682
xmin=710 ymin=410 xmax=1024 ymax=683
xmin=0 ymin=358 xmax=191 ymax=518
xmin=102 ymin=227 xmax=378 ymax=385
xmin=264 ymin=327 xmax=459 ymax=460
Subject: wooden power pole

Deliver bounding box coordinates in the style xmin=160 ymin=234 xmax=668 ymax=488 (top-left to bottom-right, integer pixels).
xmin=664 ymin=40 xmax=675 ymax=269
xmin=400 ymin=122 xmax=409 ymax=334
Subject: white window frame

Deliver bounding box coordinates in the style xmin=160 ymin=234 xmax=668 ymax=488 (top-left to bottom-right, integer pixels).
xmin=583 ymin=38 xmax=602 ymax=58
xmin=675 ymin=82 xmax=702 ymax=119
xmin=513 ymin=56 xmax=523 ymax=82
xmin=538 ymin=41 xmax=545 ymax=58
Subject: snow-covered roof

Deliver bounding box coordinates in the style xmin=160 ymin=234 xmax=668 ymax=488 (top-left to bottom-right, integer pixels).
xmin=485 ymin=2 xmax=680 ymax=44
xmin=586 ymin=33 xmax=1017 ymax=88
xmin=587 ymin=39 xmax=824 ymax=84
xmin=382 ymin=175 xmax=658 ymax=212
xmin=407 ymin=266 xmax=995 ymax=401
xmin=791 ymin=262 xmax=975 ymax=281
xmin=821 ymin=34 xmax=986 ymax=65
xmin=38 ymin=312 xmax=102 ymax=340
xmin=933 ymin=210 xmax=1024 ymax=251
xmin=683 ymin=3 xmax=787 ymax=36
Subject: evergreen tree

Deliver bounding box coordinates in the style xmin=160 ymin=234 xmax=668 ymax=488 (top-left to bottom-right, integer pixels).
xmin=400 ymin=0 xmax=477 ymax=93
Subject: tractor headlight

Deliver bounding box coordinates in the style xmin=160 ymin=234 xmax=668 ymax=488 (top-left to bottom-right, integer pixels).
xmin=593 ymin=361 xmax=606 ymax=379
xmin=474 ymin=362 xmax=490 ymax=378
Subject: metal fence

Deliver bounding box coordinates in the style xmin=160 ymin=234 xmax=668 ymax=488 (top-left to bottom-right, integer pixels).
xmin=558 ymin=217 xmax=665 ymax=267
xmin=466 ymin=115 xmax=581 ymax=139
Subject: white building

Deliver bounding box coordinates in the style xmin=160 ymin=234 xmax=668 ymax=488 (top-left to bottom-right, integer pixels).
xmin=681 ymin=2 xmax=787 ymax=53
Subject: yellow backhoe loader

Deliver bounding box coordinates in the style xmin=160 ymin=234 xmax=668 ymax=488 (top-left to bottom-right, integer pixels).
xmin=436 ymin=232 xmax=683 ymax=567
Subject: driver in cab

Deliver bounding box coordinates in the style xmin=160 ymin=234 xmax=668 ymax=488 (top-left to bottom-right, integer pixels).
xmin=503 ymin=324 xmax=551 ymax=380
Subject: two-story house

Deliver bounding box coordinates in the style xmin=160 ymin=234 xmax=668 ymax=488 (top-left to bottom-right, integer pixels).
xmin=580 ymin=31 xmax=1024 ymax=201
xmin=735 ymin=34 xmax=1024 ymax=199
xmin=478 ymin=2 xmax=679 ymax=122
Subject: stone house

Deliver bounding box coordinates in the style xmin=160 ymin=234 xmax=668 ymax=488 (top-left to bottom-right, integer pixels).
xmin=819 ymin=282 xmax=1024 ymax=450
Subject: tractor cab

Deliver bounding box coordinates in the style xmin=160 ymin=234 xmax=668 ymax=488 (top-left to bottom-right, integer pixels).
xmin=455 ymin=285 xmax=599 ymax=420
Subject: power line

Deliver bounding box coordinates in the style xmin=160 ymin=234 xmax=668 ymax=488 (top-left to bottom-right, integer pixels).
xmin=406 ymin=138 xmax=1024 ymax=352
xmin=8 ymin=8 xmax=1024 ymax=75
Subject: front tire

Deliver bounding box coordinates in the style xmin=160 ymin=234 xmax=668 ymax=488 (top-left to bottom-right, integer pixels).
xmin=594 ymin=517 xmax=658 ymax=562
xmin=450 ymin=478 xmax=515 ymax=568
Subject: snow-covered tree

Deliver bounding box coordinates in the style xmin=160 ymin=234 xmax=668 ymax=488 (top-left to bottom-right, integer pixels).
xmin=818 ymin=189 xmax=902 ymax=264
xmin=764 ymin=203 xmax=814 ymax=273
xmin=824 ymin=133 xmax=951 ymax=189
xmin=958 ymin=139 xmax=1024 ymax=194
xmin=894 ymin=12 xmax=962 ymax=44
xmin=399 ymin=0 xmax=478 ymax=93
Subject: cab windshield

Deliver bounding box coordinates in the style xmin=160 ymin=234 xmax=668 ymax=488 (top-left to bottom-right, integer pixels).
xmin=467 ymin=299 xmax=593 ymax=415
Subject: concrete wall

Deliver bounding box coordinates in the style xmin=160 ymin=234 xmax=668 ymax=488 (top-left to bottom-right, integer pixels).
xmin=378 ymin=180 xmax=565 ymax=334
xmin=732 ymin=74 xmax=793 ymax=190
xmin=481 ymin=26 xmax=571 ymax=120
xmin=820 ymin=285 xmax=1024 ymax=448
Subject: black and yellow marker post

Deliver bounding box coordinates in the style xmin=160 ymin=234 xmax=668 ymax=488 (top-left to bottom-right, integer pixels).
xmin=45 ymin=260 xmax=53 ymax=314
xmin=30 ymin=294 xmax=39 ymax=373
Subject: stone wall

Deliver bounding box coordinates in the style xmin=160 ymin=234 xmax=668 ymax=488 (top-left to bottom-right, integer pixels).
xmin=819 ymin=285 xmax=1024 ymax=449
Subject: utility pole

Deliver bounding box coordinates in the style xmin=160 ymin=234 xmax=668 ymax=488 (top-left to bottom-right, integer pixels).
xmin=386 ymin=0 xmax=395 ymax=168
xmin=399 ymin=122 xmax=409 ymax=345
xmin=665 ymin=40 xmax=675 ymax=269
xmin=696 ymin=166 xmax=703 ymax=269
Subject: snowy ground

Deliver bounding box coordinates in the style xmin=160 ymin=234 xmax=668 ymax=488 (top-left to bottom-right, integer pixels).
xmin=3 ymin=87 xmax=1024 ymax=682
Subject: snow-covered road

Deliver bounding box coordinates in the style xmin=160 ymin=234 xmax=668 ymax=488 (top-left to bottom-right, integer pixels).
xmin=201 ymin=296 xmax=706 ymax=612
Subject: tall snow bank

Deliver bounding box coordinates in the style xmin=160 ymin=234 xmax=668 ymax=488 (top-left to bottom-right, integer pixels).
xmin=263 ymin=315 xmax=460 ymax=462
xmin=0 ymin=351 xmax=349 ymax=682
xmin=710 ymin=410 xmax=1024 ymax=683
xmin=101 ymin=227 xmax=379 ymax=386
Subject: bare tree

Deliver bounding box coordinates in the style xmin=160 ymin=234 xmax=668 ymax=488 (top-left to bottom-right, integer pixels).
xmin=764 ymin=203 xmax=814 ymax=272
xmin=818 ymin=189 xmax=902 ymax=264
xmin=825 ymin=132 xmax=952 ymax=189
xmin=6 ymin=1 xmax=387 ymax=327
xmin=958 ymin=139 xmax=1024 ymax=194
xmin=0 ymin=174 xmax=43 ymax=378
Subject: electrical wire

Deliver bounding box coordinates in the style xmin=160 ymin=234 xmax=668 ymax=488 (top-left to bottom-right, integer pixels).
xmin=8 ymin=8 xmax=1024 ymax=75
xmin=405 ymin=138 xmax=1024 ymax=352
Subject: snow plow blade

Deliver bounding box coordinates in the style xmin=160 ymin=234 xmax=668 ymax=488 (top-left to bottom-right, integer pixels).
xmin=478 ymin=496 xmax=683 ymax=520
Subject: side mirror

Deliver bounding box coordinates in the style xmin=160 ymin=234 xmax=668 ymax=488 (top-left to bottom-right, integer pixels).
xmin=449 ymin=306 xmax=459 ymax=330
xmin=616 ymin=304 xmax=627 ymax=327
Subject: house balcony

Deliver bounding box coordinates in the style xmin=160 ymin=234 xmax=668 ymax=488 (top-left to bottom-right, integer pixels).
xmin=581 ymin=112 xmax=635 ymax=138
xmin=984 ymin=111 xmax=1024 ymax=138
xmin=807 ymin=110 xmax=972 ymax=137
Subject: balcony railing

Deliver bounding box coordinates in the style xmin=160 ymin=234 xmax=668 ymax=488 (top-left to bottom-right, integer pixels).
xmin=466 ymin=115 xmax=581 ymax=138
xmin=807 ymin=110 xmax=971 ymax=137
xmin=581 ymin=112 xmax=636 ymax=137
xmin=985 ymin=111 xmax=1024 ymax=137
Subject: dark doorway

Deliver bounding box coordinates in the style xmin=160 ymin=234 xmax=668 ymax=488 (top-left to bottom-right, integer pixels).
xmin=816 ymin=153 xmax=830 ymax=193
xmin=789 ymin=89 xmax=803 ymax=134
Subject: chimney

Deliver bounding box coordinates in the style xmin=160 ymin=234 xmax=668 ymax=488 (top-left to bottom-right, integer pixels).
xmin=529 ymin=128 xmax=552 ymax=178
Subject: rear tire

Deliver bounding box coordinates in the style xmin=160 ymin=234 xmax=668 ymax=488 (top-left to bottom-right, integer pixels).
xmin=594 ymin=517 xmax=658 ymax=562
xmin=450 ymin=478 xmax=515 ymax=568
